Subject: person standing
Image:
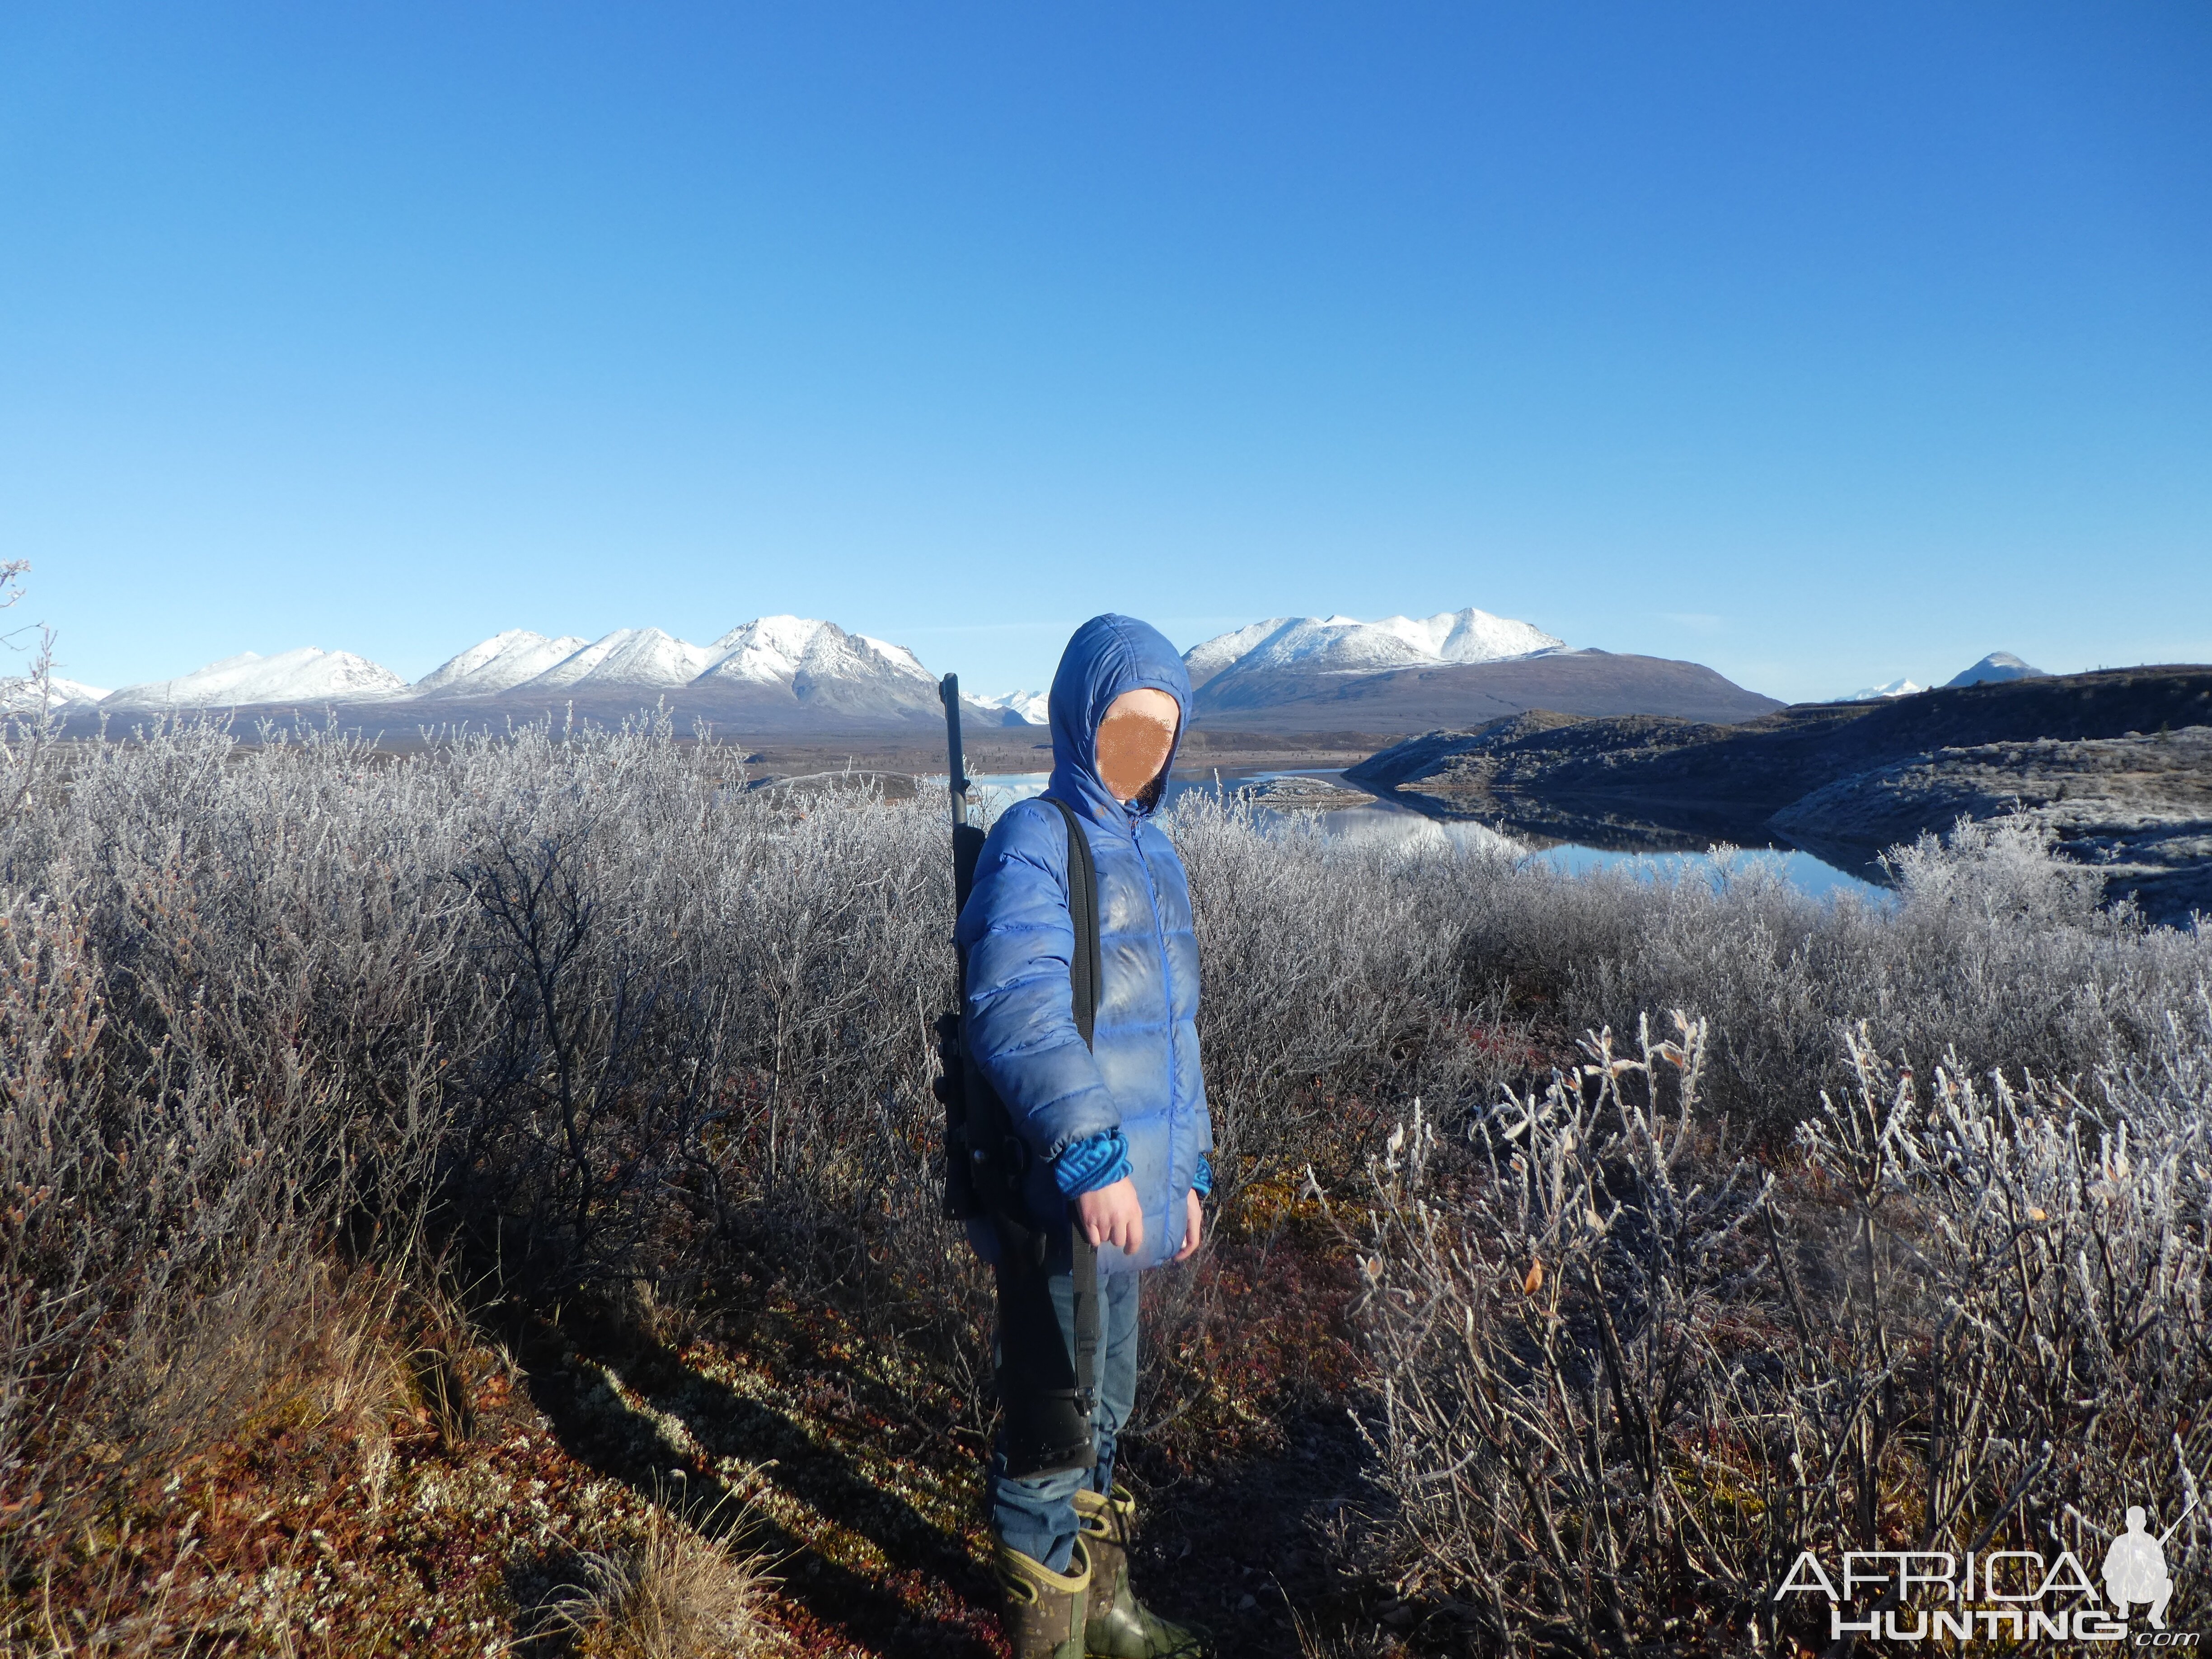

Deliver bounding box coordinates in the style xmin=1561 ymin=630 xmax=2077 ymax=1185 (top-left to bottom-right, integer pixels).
xmin=957 ymin=614 xmax=1212 ymax=1659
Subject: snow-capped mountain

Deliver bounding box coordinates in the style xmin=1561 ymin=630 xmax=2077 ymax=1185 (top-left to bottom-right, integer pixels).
xmin=974 ymin=690 xmax=1049 ymax=725
xmin=75 ymin=616 xmax=1011 ymax=735
xmin=1835 ymin=656 xmax=2047 ymax=702
xmin=57 ymin=605 xmax=1792 ymax=738
xmin=693 ymin=616 xmax=934 ymax=694
xmin=687 ymin=617 xmax=959 ymax=723
xmin=0 ymin=674 xmax=110 ymax=713
xmin=522 ymin=627 xmax=717 ymax=691
xmin=104 ymin=649 xmax=408 ymax=708
xmin=411 ymin=617 xmax=943 ymax=707
xmin=1841 ymin=678 xmax=1928 ymax=703
xmin=1945 ymin=652 xmax=2046 ymax=689
xmin=1185 ymin=607 xmax=1564 ymax=691
xmin=413 ymin=630 xmax=591 ymax=698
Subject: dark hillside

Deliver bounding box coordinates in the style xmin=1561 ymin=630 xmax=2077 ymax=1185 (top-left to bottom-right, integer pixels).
xmin=1347 ymin=667 xmax=2212 ymax=917
xmin=1354 ymin=666 xmax=2212 ymax=820
xmin=1797 ymin=663 xmax=2212 ymax=771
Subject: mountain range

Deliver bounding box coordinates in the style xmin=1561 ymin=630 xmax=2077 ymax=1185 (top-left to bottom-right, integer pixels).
xmin=23 ymin=604 xmax=1794 ymax=739
xmin=40 ymin=618 xmax=1025 ymax=734
xmin=1186 ymin=608 xmax=1565 ymax=699
xmin=1181 ymin=607 xmax=1780 ymax=729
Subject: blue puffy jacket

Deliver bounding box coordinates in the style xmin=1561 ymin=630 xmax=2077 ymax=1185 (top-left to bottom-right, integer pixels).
xmin=956 ymin=615 xmax=1211 ymax=1273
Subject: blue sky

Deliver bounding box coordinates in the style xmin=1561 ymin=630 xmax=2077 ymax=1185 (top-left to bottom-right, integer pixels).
xmin=4 ymin=2 xmax=2207 ymax=703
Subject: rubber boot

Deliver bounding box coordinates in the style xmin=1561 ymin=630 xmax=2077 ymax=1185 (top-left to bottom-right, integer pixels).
xmin=993 ymin=1534 xmax=1094 ymax=1659
xmin=1073 ymin=1485 xmax=1209 ymax=1658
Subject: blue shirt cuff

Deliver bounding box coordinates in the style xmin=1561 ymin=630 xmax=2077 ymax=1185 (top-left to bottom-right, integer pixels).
xmin=1192 ymin=1153 xmax=1213 ymax=1197
xmin=1053 ymin=1129 xmax=1132 ymax=1198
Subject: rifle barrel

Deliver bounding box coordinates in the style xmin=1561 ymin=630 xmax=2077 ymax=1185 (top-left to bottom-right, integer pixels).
xmin=940 ymin=673 xmax=970 ymax=830
xmin=941 ymin=674 xmax=987 ymax=911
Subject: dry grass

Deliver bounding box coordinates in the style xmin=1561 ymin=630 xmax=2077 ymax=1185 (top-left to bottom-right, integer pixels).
xmin=1292 ymin=1614 xmax=1407 ymax=1659
xmin=0 ymin=1265 xmax=426 ymax=1657
xmin=548 ymin=1496 xmax=781 ymax=1659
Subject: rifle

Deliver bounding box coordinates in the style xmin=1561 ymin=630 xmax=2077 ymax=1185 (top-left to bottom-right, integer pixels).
xmin=934 ymin=673 xmax=1101 ymax=1478
xmin=936 ymin=672 xmax=989 ymax=1223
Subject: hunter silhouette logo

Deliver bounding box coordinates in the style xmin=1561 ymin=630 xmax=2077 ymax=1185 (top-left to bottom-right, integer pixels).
xmin=2106 ymin=1505 xmax=2180 ymax=1630
xmin=1774 ymin=1498 xmax=2198 ymax=1644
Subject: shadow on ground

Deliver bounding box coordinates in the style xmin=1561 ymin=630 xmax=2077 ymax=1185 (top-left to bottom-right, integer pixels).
xmin=514 ymin=1315 xmax=1005 ymax=1656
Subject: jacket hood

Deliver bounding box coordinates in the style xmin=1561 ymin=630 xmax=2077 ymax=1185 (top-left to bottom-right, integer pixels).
xmin=1047 ymin=614 xmax=1193 ymax=825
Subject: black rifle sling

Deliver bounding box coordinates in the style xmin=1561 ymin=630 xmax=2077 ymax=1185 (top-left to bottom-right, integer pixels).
xmin=1051 ymin=800 xmax=1102 ymax=1049
xmin=1047 ymin=798 xmax=1104 ymax=1429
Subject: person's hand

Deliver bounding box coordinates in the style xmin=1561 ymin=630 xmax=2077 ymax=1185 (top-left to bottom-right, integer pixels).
xmin=1076 ymin=1177 xmax=1145 ymax=1257
xmin=1172 ymin=1188 xmax=1204 ymax=1262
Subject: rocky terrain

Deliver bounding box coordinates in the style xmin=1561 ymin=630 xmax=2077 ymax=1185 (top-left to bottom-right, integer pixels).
xmin=1346 ymin=666 xmax=2212 ymax=920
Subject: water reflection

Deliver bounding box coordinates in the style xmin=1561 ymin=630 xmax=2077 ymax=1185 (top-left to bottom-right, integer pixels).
xmin=1521 ymin=841 xmax=1881 ymax=900
xmin=953 ymin=769 xmax=1883 ymax=900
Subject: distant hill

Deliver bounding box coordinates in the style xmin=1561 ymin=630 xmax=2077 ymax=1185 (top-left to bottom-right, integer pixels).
xmin=1190 ymin=649 xmax=1784 ymax=732
xmin=1347 ymin=665 xmax=2212 ymax=921
xmin=1945 ymin=651 xmax=2045 ymax=689
xmin=1835 ymin=651 xmax=2044 ymax=703
xmin=1354 ymin=665 xmax=2212 ymax=817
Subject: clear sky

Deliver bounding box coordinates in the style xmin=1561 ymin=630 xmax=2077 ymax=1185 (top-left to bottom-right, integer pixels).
xmin=4 ymin=2 xmax=2207 ymax=703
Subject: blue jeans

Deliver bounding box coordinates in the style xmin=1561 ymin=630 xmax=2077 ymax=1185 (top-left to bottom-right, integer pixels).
xmin=989 ymin=1261 xmax=1141 ymax=1573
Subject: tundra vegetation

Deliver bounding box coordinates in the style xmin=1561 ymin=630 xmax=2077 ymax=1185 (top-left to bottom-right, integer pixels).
xmin=0 ymin=714 xmax=2205 ymax=1656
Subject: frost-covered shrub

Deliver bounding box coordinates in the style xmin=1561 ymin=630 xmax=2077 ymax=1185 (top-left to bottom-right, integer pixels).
xmin=0 ymin=720 xmax=1508 ymax=1556
xmin=1347 ymin=992 xmax=2212 ymax=1651
xmin=1166 ymin=793 xmax=1520 ymax=1200
xmin=1452 ymin=816 xmax=2208 ymax=1139
xmin=0 ymin=713 xmax=2203 ymax=1624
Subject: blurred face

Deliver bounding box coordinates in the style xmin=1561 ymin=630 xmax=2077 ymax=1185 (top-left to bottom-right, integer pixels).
xmin=1095 ymin=688 xmax=1180 ymax=805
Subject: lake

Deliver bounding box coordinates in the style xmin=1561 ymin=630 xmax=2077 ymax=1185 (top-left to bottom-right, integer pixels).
xmin=954 ymin=768 xmax=1885 ymax=900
